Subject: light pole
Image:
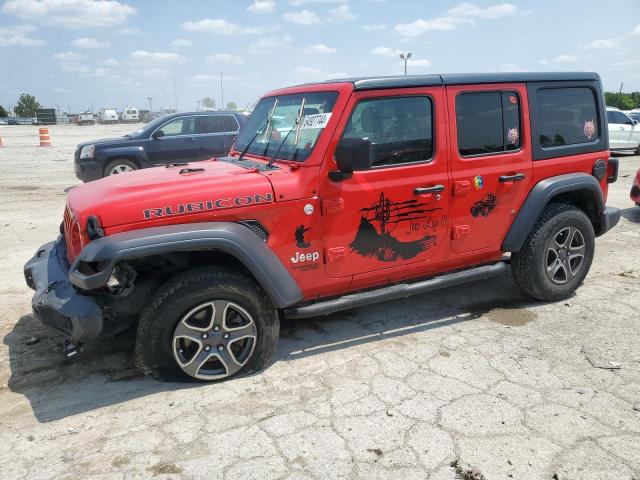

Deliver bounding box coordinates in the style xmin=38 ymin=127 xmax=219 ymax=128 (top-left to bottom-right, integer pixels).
xmin=196 ymin=99 xmax=201 ymax=111
xmin=147 ymin=97 xmax=153 ymax=113
xmin=399 ymin=52 xmax=412 ymax=76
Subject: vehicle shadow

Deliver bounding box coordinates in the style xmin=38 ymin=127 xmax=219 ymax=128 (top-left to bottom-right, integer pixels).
xmin=5 ymin=270 xmax=540 ymax=422
xmin=621 ymin=206 xmax=640 ymax=224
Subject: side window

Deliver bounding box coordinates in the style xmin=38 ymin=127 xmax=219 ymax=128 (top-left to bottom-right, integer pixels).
xmin=198 ymin=115 xmax=239 ymax=134
xmin=158 ymin=116 xmax=196 ymax=137
xmin=456 ymin=91 xmax=521 ymax=157
xmin=610 ymin=111 xmax=632 ymax=125
xmin=537 ymin=88 xmax=598 ymax=148
xmin=342 ymin=96 xmax=433 ymax=167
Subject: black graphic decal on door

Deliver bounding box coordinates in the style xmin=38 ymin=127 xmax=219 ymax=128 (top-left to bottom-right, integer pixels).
xmin=470 ymin=193 xmax=498 ymax=218
xmin=295 ymin=225 xmax=311 ymax=248
xmin=349 ymin=192 xmax=440 ymax=262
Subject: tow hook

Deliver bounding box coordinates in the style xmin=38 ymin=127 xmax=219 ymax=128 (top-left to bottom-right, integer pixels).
xmin=63 ymin=339 xmax=81 ymax=358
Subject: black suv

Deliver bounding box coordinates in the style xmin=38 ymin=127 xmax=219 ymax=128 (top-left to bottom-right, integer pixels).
xmin=74 ymin=111 xmax=248 ymax=181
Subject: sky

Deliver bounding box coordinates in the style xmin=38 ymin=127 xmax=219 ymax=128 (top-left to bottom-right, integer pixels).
xmin=0 ymin=0 xmax=639 ymax=114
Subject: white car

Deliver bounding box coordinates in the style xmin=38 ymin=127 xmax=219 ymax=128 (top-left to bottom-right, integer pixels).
xmin=607 ymin=107 xmax=640 ymax=153
xmin=120 ymin=108 xmax=139 ymax=123
xmin=99 ymin=109 xmax=119 ymax=125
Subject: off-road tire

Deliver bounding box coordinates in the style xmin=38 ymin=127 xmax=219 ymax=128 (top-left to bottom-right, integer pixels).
xmin=134 ymin=266 xmax=279 ymax=382
xmin=104 ymin=158 xmax=138 ymax=177
xmin=511 ymin=203 xmax=595 ymax=301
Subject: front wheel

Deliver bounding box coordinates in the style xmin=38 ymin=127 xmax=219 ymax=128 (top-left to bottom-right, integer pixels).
xmin=511 ymin=203 xmax=595 ymax=301
xmin=134 ymin=266 xmax=280 ymax=382
xmin=104 ymin=158 xmax=138 ymax=177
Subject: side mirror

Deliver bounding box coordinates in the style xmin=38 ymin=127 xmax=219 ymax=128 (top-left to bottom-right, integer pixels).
xmin=152 ymin=129 xmax=165 ymax=139
xmin=331 ymin=137 xmax=371 ymax=181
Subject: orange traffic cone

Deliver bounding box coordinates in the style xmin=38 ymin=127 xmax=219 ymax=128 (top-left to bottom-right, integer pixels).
xmin=0 ymin=135 xmax=3 ymax=147
xmin=39 ymin=128 xmax=52 ymax=147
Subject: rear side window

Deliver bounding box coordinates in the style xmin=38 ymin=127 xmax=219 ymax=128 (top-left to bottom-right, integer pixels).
xmin=456 ymin=91 xmax=521 ymax=156
xmin=198 ymin=115 xmax=239 ymax=134
xmin=537 ymin=88 xmax=598 ymax=148
xmin=342 ymin=96 xmax=433 ymax=167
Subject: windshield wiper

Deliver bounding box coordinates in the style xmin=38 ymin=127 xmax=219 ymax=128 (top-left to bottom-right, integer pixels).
xmin=268 ymin=98 xmax=306 ymax=168
xmin=238 ymin=99 xmax=278 ymax=162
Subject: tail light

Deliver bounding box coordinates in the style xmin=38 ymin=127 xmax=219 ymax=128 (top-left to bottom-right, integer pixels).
xmin=607 ymin=158 xmax=619 ymax=184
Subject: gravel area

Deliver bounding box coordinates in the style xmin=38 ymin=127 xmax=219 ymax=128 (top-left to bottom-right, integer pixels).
xmin=1 ymin=124 xmax=639 ymax=480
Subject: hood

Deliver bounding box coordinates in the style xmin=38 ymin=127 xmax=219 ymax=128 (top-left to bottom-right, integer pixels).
xmin=67 ymin=159 xmax=275 ymax=230
xmin=77 ymin=136 xmax=141 ymax=150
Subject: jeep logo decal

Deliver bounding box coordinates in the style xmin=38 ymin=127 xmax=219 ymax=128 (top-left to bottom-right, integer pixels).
xmin=143 ymin=193 xmax=273 ymax=219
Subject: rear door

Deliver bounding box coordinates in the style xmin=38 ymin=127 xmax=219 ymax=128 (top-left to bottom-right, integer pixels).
xmin=147 ymin=115 xmax=199 ymax=164
xmin=321 ymin=87 xmax=450 ymax=278
xmin=196 ymin=115 xmax=240 ymax=159
xmin=446 ymin=84 xmax=532 ymax=253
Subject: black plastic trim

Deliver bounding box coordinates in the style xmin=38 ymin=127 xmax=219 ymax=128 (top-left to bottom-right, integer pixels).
xmin=607 ymin=157 xmax=619 ymax=183
xmin=69 ymin=222 xmax=303 ymax=308
xmin=285 ymin=262 xmax=506 ymax=319
xmin=502 ymin=173 xmax=605 ymax=252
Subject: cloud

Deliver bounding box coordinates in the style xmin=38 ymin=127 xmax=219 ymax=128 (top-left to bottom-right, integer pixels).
xmin=130 ymin=50 xmax=184 ymax=63
xmin=1 ymin=0 xmax=136 ymax=28
xmin=249 ymin=34 xmax=292 ymax=53
xmin=170 ymin=38 xmax=193 ymax=49
xmin=612 ymin=59 xmax=640 ymax=68
xmin=295 ymin=66 xmax=347 ymax=80
xmin=580 ymin=37 xmax=623 ymax=50
xmin=53 ymin=51 xmax=84 ymax=61
xmin=282 ymin=9 xmax=321 ymax=25
xmin=181 ymin=18 xmax=267 ymax=35
xmin=72 ymin=37 xmax=111 ymax=49
xmin=189 ymin=74 xmax=219 ymax=83
xmin=631 ymin=24 xmax=640 ymax=36
xmin=248 ymin=0 xmax=276 ymax=14
xmin=206 ymin=53 xmax=244 ymax=64
xmin=447 ymin=2 xmax=517 ymax=19
xmin=327 ymin=4 xmax=356 ymax=22
xmin=406 ymin=58 xmax=431 ymax=68
xmin=539 ymin=54 xmax=580 ymax=65
xmin=132 ymin=67 xmax=171 ymax=78
xmin=393 ymin=2 xmax=517 ymax=37
xmin=306 ymin=43 xmax=336 ymax=54
xmin=118 ymin=26 xmax=140 ymax=35
xmin=289 ymin=0 xmax=345 ymax=4
xmin=371 ymin=46 xmax=402 ymax=57
xmin=103 ymin=58 xmax=119 ymax=67
xmin=55 ymin=61 xmax=108 ymax=76
xmin=361 ymin=23 xmax=386 ymax=31
xmin=0 ymin=24 xmax=43 ymax=47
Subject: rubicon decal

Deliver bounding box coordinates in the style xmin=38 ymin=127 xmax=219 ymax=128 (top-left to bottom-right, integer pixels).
xmin=143 ymin=193 xmax=273 ymax=219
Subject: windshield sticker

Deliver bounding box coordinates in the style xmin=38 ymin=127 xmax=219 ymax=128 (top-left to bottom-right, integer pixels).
xmin=507 ymin=127 xmax=519 ymax=145
xmin=301 ymin=113 xmax=332 ymax=129
xmin=583 ymin=120 xmax=596 ymax=140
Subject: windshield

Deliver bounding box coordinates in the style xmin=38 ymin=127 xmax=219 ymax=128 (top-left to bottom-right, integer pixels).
xmin=234 ymin=92 xmax=338 ymax=162
xmin=128 ymin=114 xmax=170 ymax=137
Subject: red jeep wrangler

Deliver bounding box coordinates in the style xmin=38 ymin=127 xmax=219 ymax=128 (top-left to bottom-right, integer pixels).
xmin=25 ymin=72 xmax=620 ymax=382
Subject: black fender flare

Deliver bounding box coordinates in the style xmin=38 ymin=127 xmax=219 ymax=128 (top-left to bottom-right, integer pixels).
xmin=97 ymin=146 xmax=147 ymax=168
xmin=502 ymin=173 xmax=604 ymax=252
xmin=69 ymin=222 xmax=303 ymax=308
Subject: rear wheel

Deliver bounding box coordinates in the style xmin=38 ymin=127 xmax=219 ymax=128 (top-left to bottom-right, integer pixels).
xmin=104 ymin=158 xmax=138 ymax=177
xmin=511 ymin=203 xmax=595 ymax=301
xmin=134 ymin=266 xmax=279 ymax=382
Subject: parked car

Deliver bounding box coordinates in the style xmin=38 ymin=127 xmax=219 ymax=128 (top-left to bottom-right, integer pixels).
xmin=74 ymin=111 xmax=247 ymax=181
xmin=75 ymin=112 xmax=95 ymax=126
xmin=625 ymin=110 xmax=640 ymax=124
xmin=607 ymin=107 xmax=640 ymax=153
xmin=120 ymin=107 xmax=139 ymax=123
xmin=25 ymin=72 xmax=620 ymax=382
xmin=7 ymin=117 xmax=18 ymax=125
xmin=99 ymin=109 xmax=119 ymax=125
xmin=632 ymin=168 xmax=640 ymax=206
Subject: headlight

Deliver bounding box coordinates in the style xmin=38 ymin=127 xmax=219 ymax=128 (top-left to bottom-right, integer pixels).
xmin=79 ymin=144 xmax=95 ymax=159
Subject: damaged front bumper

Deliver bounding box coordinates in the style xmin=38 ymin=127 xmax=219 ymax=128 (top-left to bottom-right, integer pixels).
xmin=24 ymin=236 xmax=103 ymax=343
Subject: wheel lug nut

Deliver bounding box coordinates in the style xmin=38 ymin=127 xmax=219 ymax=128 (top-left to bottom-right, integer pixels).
xmin=201 ymin=333 xmax=208 ymax=339
xmin=204 ymin=345 xmax=211 ymax=351
xmin=223 ymin=333 xmax=230 ymax=339
xmin=217 ymin=345 xmax=224 ymax=352
xmin=214 ymin=326 xmax=220 ymax=332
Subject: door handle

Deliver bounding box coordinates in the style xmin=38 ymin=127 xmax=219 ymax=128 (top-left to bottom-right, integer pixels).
xmin=414 ymin=185 xmax=445 ymax=195
xmin=499 ymin=173 xmax=525 ymax=183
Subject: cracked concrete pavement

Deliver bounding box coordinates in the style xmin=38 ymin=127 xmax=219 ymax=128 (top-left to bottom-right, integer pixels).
xmin=1 ymin=124 xmax=639 ymax=479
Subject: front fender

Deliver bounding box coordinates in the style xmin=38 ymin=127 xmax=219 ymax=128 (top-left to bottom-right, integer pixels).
xmin=96 ymin=145 xmax=148 ymax=166
xmin=502 ymin=173 xmax=605 ymax=252
xmin=68 ymin=222 xmax=303 ymax=308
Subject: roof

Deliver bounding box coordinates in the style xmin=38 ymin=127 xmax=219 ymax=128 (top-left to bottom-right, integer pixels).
xmin=295 ymin=72 xmax=600 ymax=91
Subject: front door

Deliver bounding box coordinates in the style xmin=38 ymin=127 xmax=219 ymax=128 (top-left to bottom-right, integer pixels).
xmin=446 ymin=84 xmax=532 ymax=253
xmin=147 ymin=115 xmax=199 ymax=164
xmin=321 ymin=88 xmax=450 ymax=278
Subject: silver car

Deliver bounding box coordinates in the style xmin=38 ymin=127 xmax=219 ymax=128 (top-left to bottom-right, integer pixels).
xmin=607 ymin=107 xmax=640 ymax=153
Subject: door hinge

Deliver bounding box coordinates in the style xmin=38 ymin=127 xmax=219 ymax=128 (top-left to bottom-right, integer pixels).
xmin=452 ymin=225 xmax=470 ymax=240
xmin=322 ymin=198 xmax=344 ymax=215
xmin=453 ymin=180 xmax=470 ymax=196
xmin=325 ymin=247 xmax=346 ymax=264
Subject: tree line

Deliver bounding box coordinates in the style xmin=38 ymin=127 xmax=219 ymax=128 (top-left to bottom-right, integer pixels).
xmin=604 ymin=92 xmax=640 ymax=110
